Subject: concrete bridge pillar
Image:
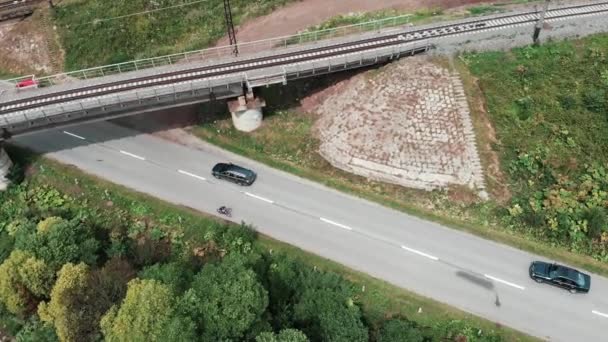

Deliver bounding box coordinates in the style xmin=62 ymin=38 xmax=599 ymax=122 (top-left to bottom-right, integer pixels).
xmin=228 ymin=92 xmax=266 ymax=132
xmin=0 ymin=143 xmax=12 ymax=191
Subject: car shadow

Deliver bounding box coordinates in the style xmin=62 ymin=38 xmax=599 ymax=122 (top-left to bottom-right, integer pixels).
xmin=455 ymin=270 xmax=495 ymax=291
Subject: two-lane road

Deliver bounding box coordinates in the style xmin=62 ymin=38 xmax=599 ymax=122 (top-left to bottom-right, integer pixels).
xmin=14 ymin=121 xmax=608 ymax=341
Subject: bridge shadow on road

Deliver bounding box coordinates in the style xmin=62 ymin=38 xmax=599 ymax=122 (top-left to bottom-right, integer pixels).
xmin=7 ymin=67 xmax=374 ymax=155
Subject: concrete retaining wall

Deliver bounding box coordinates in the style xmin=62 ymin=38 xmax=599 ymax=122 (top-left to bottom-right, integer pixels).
xmin=0 ymin=146 xmax=12 ymax=191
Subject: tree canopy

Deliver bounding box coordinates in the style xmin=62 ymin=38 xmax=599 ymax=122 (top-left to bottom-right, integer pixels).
xmin=100 ymin=279 xmax=195 ymax=342
xmin=0 ymin=250 xmax=54 ymax=315
xmin=256 ymin=329 xmax=310 ymax=342
xmin=377 ymin=318 xmax=425 ymax=342
xmin=14 ymin=217 xmax=100 ymax=269
xmin=294 ymin=288 xmax=368 ymax=342
xmin=183 ymin=255 xmax=269 ymax=341
xmin=38 ymin=263 xmax=90 ymax=342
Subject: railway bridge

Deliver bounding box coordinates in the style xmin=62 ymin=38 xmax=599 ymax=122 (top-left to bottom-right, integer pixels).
xmin=1 ymin=1 xmax=608 ymax=189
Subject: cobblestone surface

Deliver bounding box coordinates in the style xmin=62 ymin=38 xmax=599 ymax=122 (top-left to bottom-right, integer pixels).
xmin=314 ymin=56 xmax=485 ymax=194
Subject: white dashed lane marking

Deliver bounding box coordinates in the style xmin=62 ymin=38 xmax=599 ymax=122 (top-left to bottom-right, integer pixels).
xmin=401 ymin=245 xmax=439 ymax=261
xmin=119 ymin=150 xmax=145 ymax=161
xmin=62 ymin=131 xmax=85 ymax=140
xmin=177 ymin=169 xmax=207 ymax=181
xmin=592 ymin=310 xmax=608 ymax=319
xmin=244 ymin=192 xmax=274 ymax=204
xmin=320 ymin=217 xmax=353 ymax=231
xmin=484 ymin=274 xmax=525 ymax=290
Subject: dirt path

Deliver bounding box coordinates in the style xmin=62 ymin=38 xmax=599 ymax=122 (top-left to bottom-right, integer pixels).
xmin=215 ymin=0 xmax=492 ymax=45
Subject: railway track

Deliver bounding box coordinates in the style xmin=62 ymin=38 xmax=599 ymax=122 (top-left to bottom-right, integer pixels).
xmin=0 ymin=0 xmax=26 ymax=10
xmin=0 ymin=0 xmax=38 ymax=22
xmin=2 ymin=1 xmax=608 ymax=116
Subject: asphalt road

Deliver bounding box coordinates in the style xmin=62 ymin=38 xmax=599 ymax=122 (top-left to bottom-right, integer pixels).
xmin=14 ymin=121 xmax=608 ymax=341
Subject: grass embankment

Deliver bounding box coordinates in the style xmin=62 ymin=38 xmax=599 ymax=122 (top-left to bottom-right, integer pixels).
xmin=2 ymin=145 xmax=535 ymax=341
xmin=191 ymin=35 xmax=608 ymax=277
xmin=52 ymin=0 xmax=293 ymax=70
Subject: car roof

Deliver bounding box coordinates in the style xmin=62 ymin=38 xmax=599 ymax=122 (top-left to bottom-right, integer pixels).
xmin=218 ymin=163 xmax=254 ymax=177
xmin=555 ymin=265 xmax=581 ymax=279
xmin=535 ymin=261 xmax=587 ymax=278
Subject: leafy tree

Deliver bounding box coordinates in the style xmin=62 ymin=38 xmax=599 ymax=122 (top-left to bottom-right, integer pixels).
xmin=0 ymin=250 xmax=54 ymax=315
xmin=582 ymin=206 xmax=607 ymax=238
xmin=138 ymin=261 xmax=194 ymax=294
xmin=0 ymin=230 xmax=15 ymax=264
xmin=183 ymin=255 xmax=269 ymax=341
xmin=94 ymin=257 xmax=136 ymax=304
xmin=377 ymin=318 xmax=425 ymax=342
xmin=294 ymin=288 xmax=368 ymax=342
xmin=20 ymin=257 xmax=54 ymax=297
xmin=15 ymin=317 xmax=58 ymax=342
xmin=15 ymin=217 xmax=100 ymax=269
xmin=37 ymin=259 xmax=133 ymax=342
xmin=38 ymin=263 xmax=90 ymax=342
xmin=100 ymin=279 xmax=195 ymax=342
xmin=156 ymin=314 xmax=197 ymax=342
xmin=216 ymin=223 xmax=257 ymax=255
xmin=266 ymin=253 xmax=353 ymax=328
xmin=256 ymin=329 xmax=310 ymax=342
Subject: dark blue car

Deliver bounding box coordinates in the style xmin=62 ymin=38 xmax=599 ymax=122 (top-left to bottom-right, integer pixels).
xmin=529 ymin=261 xmax=590 ymax=293
xmin=212 ymin=163 xmax=257 ymax=186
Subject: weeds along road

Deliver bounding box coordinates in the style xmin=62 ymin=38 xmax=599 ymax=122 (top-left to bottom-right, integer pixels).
xmin=14 ymin=121 xmax=608 ymax=341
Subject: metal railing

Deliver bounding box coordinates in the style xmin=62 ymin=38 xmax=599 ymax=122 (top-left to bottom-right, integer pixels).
xmin=4 ymin=14 xmax=414 ymax=88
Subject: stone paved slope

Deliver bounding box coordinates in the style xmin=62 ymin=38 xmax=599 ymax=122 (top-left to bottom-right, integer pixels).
xmin=314 ymin=56 xmax=486 ymax=196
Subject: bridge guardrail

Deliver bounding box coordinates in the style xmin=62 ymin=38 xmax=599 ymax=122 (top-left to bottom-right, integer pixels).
xmin=3 ymin=14 xmax=413 ymax=88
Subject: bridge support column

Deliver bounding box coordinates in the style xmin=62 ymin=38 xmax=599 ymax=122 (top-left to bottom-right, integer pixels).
xmin=228 ymin=92 xmax=266 ymax=132
xmin=0 ymin=144 xmax=12 ymax=191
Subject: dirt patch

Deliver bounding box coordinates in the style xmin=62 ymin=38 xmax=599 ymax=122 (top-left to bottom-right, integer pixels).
xmin=216 ymin=0 xmax=494 ymax=45
xmin=454 ymin=59 xmax=511 ymax=203
xmin=0 ymin=7 xmax=61 ymax=75
xmin=475 ymin=86 xmax=511 ymax=202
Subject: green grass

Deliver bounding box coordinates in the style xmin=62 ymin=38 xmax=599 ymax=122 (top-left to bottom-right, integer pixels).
xmin=0 ymin=71 xmax=18 ymax=79
xmin=3 ymin=145 xmax=536 ymax=342
xmin=302 ymin=8 xmax=445 ymax=31
xmin=463 ymin=34 xmax=608 ymax=258
xmin=468 ymin=5 xmax=504 ymax=16
xmin=52 ymin=0 xmax=294 ymax=70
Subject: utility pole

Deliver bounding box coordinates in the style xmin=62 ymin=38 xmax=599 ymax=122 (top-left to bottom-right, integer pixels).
xmin=223 ymin=0 xmax=238 ymax=56
xmin=533 ymin=0 xmax=550 ymax=45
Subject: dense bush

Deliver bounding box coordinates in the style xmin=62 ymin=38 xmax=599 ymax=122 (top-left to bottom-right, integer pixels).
xmin=466 ymin=34 xmax=608 ymax=261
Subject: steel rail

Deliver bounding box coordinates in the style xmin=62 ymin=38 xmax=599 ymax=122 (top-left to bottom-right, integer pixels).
xmin=0 ymin=0 xmax=37 ymax=11
xmin=2 ymin=1 xmax=608 ymax=115
xmin=0 ymin=0 xmax=40 ymax=23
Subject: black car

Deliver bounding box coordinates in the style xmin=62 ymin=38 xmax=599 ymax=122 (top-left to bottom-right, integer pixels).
xmin=212 ymin=163 xmax=257 ymax=186
xmin=529 ymin=261 xmax=591 ymax=293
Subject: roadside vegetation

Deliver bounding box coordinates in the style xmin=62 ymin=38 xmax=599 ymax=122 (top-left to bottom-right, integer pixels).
xmin=0 ymin=146 xmax=530 ymax=341
xmin=192 ymin=33 xmax=608 ymax=277
xmin=467 ymin=5 xmax=504 ymax=16
xmin=463 ymin=34 xmax=608 ymax=264
xmin=52 ymin=0 xmax=294 ymax=70
xmin=294 ymin=8 xmax=444 ymax=32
